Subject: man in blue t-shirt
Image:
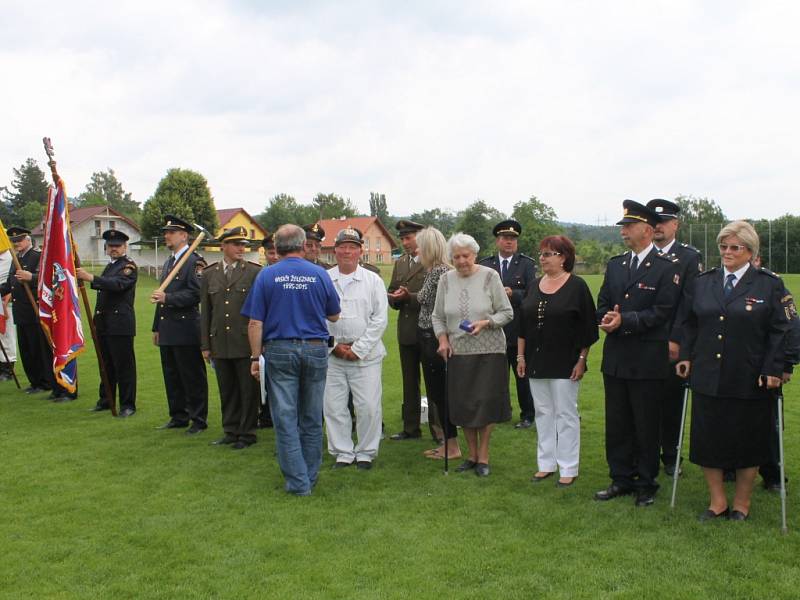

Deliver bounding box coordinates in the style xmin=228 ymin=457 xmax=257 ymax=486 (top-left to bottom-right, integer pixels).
xmin=243 ymin=224 xmax=341 ymax=496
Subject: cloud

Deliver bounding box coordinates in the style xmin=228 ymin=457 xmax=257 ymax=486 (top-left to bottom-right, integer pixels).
xmin=1 ymin=1 xmax=798 ymax=224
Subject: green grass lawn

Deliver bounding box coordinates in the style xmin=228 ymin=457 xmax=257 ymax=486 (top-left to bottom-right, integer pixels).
xmin=1 ymin=271 xmax=799 ymax=599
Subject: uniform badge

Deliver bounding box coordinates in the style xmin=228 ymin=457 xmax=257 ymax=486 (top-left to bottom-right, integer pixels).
xmin=745 ymin=305 xmax=753 ymax=312
xmin=673 ymin=273 xmax=680 ymax=285
xmin=122 ymin=266 xmax=134 ymax=276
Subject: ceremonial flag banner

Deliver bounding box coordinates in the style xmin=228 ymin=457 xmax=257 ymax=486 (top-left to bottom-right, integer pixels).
xmin=0 ymin=218 xmax=11 ymax=253
xmin=38 ymin=180 xmax=84 ymax=392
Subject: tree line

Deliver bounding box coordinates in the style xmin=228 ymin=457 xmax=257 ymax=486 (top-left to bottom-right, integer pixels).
xmin=4 ymin=158 xmax=798 ymax=272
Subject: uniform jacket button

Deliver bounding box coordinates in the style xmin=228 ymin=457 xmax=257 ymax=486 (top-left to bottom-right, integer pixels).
xmin=719 ymin=315 xmax=725 ymax=321
xmin=715 ymin=353 xmax=721 ymax=359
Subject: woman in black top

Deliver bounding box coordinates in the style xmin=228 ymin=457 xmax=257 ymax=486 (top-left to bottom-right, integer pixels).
xmin=517 ymin=236 xmax=599 ymax=487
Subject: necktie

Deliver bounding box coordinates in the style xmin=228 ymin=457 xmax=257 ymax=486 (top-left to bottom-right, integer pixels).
xmin=724 ymin=273 xmax=736 ymax=298
xmin=163 ymin=255 xmax=175 ymax=281
xmin=628 ymin=254 xmax=639 ymax=280
xmin=225 ymin=263 xmax=234 ymax=282
xmin=501 ymin=259 xmax=508 ymax=282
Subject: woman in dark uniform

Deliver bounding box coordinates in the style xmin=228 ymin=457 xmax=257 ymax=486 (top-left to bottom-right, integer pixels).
xmin=677 ymin=221 xmax=789 ymax=521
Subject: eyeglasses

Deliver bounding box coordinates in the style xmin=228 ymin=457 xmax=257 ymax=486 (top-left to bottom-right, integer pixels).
xmin=539 ymin=251 xmax=562 ymax=258
xmin=718 ymin=243 xmax=747 ymax=253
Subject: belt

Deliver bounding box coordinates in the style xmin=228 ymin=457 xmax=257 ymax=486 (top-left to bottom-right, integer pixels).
xmin=270 ymin=338 xmax=326 ymax=345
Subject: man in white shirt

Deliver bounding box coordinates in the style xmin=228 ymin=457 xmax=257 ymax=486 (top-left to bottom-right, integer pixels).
xmin=324 ymin=227 xmax=389 ymax=470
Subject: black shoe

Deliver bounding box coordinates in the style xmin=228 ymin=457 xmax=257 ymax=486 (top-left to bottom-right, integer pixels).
xmin=389 ymin=431 xmax=420 ymax=441
xmin=729 ymin=509 xmax=749 ymax=521
xmin=475 ymin=463 xmax=490 ymax=477
xmin=24 ymin=386 xmax=46 ymax=394
xmin=51 ymin=394 xmax=75 ymax=403
xmin=157 ymin=420 xmax=189 ymax=429
xmin=456 ymin=460 xmax=477 ymax=473
xmin=556 ymin=477 xmax=577 ymax=488
xmin=763 ymin=480 xmax=784 ymax=493
xmin=594 ymin=484 xmax=634 ymax=501
xmin=514 ymin=419 xmax=533 ymax=429
xmin=185 ymin=424 xmax=207 ymax=435
xmin=531 ymin=472 xmax=554 ymax=483
xmin=232 ymin=440 xmax=254 ymax=450
xmin=634 ymin=490 xmax=656 ymax=507
xmin=117 ymin=408 xmax=136 ymax=418
xmin=663 ymin=463 xmax=682 ymax=477
xmin=356 ymin=460 xmax=373 ymax=470
xmin=698 ymin=508 xmax=730 ymax=522
xmin=211 ymin=435 xmax=237 ymax=445
xmin=332 ymin=460 xmax=353 ymax=469
xmin=90 ymin=404 xmax=110 ymax=412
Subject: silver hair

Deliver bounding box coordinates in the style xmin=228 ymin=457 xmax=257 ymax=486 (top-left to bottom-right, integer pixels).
xmin=416 ymin=227 xmax=451 ymax=269
xmin=275 ymin=224 xmax=307 ymax=255
xmin=717 ymin=220 xmax=759 ymax=258
xmin=447 ymin=232 xmax=480 ymax=259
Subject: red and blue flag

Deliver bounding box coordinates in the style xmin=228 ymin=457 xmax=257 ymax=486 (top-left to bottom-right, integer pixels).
xmin=38 ymin=179 xmax=84 ymax=392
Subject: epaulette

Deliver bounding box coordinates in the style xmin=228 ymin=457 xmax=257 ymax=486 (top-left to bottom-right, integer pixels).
xmin=517 ymin=253 xmax=536 ymax=263
xmin=609 ymin=252 xmax=627 ymax=260
xmin=655 ymin=252 xmax=679 ymax=263
xmin=680 ymin=242 xmax=701 ymax=254
xmin=247 ymin=260 xmax=262 ymax=267
xmin=123 ymin=257 xmax=137 ymax=266
xmin=477 ymin=255 xmax=494 ymax=264
xmin=698 ymin=266 xmax=720 ymax=277
xmin=203 ymin=261 xmax=219 ymax=270
xmin=758 ymin=266 xmax=781 ymax=279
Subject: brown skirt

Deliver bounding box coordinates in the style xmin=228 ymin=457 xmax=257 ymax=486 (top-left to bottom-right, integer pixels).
xmin=447 ymin=353 xmax=511 ymax=428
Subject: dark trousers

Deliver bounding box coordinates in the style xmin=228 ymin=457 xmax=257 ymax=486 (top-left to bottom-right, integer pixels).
xmin=215 ymin=357 xmax=260 ymax=443
xmin=418 ymin=328 xmax=457 ymax=440
xmin=398 ymin=341 xmax=423 ymax=436
xmin=96 ymin=335 xmax=136 ymax=410
xmin=17 ymin=322 xmax=52 ymax=390
xmin=603 ymin=374 xmax=663 ymax=491
xmin=506 ymin=346 xmax=534 ymax=421
xmin=659 ymin=365 xmax=685 ymax=466
xmin=159 ymin=345 xmax=208 ymax=426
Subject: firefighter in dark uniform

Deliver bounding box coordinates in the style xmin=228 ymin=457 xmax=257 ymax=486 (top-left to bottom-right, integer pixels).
xmin=0 ymin=227 xmax=55 ymax=394
xmin=386 ymin=219 xmax=427 ymax=440
xmin=151 ymin=215 xmax=209 ymax=434
xmin=201 ymin=227 xmax=262 ymax=449
xmin=594 ymin=200 xmax=681 ymax=507
xmin=76 ymin=229 xmax=138 ymax=417
xmin=303 ymin=223 xmax=332 ymax=269
xmin=479 ymin=219 xmax=537 ymax=428
xmin=646 ymin=198 xmax=703 ymax=475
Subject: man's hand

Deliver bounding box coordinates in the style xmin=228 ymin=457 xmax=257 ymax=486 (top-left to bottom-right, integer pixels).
xmin=75 ymin=267 xmax=94 ymax=282
xmin=388 ymin=286 xmax=410 ymax=302
xmin=150 ymin=290 xmax=166 ymax=304
xmin=250 ymin=361 xmax=260 ymax=379
xmin=332 ymin=343 xmax=359 ymax=361
xmin=759 ymin=375 xmax=782 ymax=390
xmin=504 ymin=286 xmax=513 ymax=298
xmin=676 ymin=360 xmax=691 ymax=379
xmin=152 ymin=332 xmax=159 ymax=346
xmin=668 ymin=341 xmax=680 ymax=362
xmin=15 ymin=270 xmax=33 ymax=282
xmin=599 ymin=304 xmax=622 ymax=333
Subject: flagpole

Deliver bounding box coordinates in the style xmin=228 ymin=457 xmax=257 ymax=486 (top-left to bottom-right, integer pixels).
xmin=42 ymin=138 xmax=116 ymax=416
xmin=6 ymin=248 xmax=51 ymax=345
xmin=0 ymin=337 xmax=21 ymax=388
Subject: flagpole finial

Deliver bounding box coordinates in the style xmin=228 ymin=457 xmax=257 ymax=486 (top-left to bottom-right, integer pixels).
xmin=42 ymin=137 xmax=60 ymax=184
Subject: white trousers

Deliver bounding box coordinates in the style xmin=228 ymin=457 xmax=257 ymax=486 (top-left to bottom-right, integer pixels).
xmin=0 ymin=302 xmax=17 ymax=362
xmin=324 ymin=358 xmax=383 ymax=463
xmin=530 ymin=378 xmax=581 ymax=477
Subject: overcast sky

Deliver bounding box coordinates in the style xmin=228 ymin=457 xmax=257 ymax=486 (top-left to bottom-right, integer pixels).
xmin=2 ymin=1 xmax=798 ymax=224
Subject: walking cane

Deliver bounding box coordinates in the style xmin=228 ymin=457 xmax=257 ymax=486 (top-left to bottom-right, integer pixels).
xmin=776 ymin=388 xmax=788 ymax=534
xmin=670 ymin=383 xmax=690 ymax=509
xmin=443 ymin=358 xmax=449 ymax=476
xmin=0 ymin=337 xmax=20 ymax=389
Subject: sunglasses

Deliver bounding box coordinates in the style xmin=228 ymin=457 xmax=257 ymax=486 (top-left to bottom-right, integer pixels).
xmin=539 ymin=251 xmax=562 ymax=258
xmin=718 ymin=243 xmax=748 ymax=253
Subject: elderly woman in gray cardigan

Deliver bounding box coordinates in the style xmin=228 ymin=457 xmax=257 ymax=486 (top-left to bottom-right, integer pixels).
xmin=432 ymin=232 xmax=513 ymax=477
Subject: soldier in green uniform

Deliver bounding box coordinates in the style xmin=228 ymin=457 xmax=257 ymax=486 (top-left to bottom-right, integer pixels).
xmin=201 ymin=226 xmax=262 ymax=449
xmin=303 ymin=223 xmax=333 ymax=269
xmin=387 ymin=219 xmax=429 ymax=440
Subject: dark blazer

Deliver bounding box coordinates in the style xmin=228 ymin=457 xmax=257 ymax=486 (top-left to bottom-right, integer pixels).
xmin=388 ymin=254 xmax=426 ymax=345
xmin=152 ymin=250 xmax=205 ymax=346
xmin=0 ymin=247 xmax=40 ymax=325
xmin=658 ymin=241 xmax=702 ymax=345
xmin=597 ymin=246 xmax=681 ymax=379
xmin=200 ymin=260 xmax=260 ymax=359
xmin=479 ymin=253 xmax=537 ymax=347
xmin=91 ymin=256 xmax=137 ymax=336
xmin=680 ymin=266 xmax=790 ymax=400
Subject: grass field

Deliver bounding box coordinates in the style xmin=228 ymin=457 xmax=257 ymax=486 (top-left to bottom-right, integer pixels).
xmin=1 ymin=270 xmax=799 ymax=599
